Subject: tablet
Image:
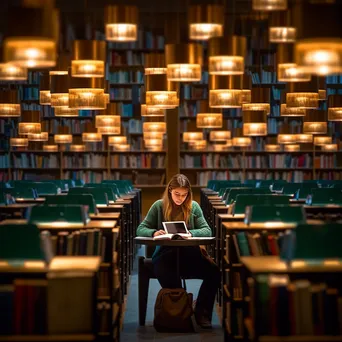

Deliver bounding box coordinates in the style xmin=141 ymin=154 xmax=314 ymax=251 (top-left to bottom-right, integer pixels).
xmin=162 ymin=221 xmax=190 ymax=235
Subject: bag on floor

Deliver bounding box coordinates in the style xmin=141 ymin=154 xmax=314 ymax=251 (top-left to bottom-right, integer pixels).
xmin=153 ymin=288 xmax=194 ymax=333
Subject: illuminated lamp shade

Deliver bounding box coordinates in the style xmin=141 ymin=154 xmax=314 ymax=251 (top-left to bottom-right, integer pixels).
xmin=10 ymin=138 xmax=29 ymax=147
xmin=188 ymin=4 xmax=224 ymax=40
xmin=97 ymin=126 xmax=121 ymax=135
xmin=284 ymin=144 xmax=300 ymax=152
xmin=95 ymin=115 xmax=121 ymax=128
xmin=191 ymin=140 xmax=207 ymax=151
xmin=209 ymin=130 xmax=231 ymax=142
xmin=208 ymin=36 xmax=246 ymax=75
xmin=183 ymin=132 xmax=203 ymax=143
xmin=280 ymin=104 xmax=306 ymax=117
xmin=328 ymin=95 xmax=342 ymax=121
xmin=18 ymin=110 xmax=41 ymax=135
xmin=144 ymin=139 xmax=163 ymax=149
xmin=314 ymin=136 xmax=332 ymax=146
xmin=243 ymin=110 xmax=267 ymax=136
xmin=252 ymin=0 xmax=287 ymax=11
xmin=241 ymin=90 xmax=252 ymax=104
xmin=104 ymin=5 xmax=138 ymax=42
xmin=286 ymin=93 xmax=318 ymax=109
xmin=322 ymin=144 xmax=338 ymax=152
xmin=296 ymin=134 xmax=313 ymax=143
xmin=197 ymin=113 xmax=222 ymax=128
xmin=114 ymin=144 xmax=131 ymax=151
xmin=70 ymin=145 xmax=86 ymax=152
xmin=212 ymin=141 xmax=232 ymax=151
xmin=277 ymin=134 xmax=297 ymax=144
xmin=144 ymin=53 xmax=166 ymax=75
xmin=318 ymin=89 xmax=326 ymax=101
xmin=3 ymin=5 xmax=58 ymax=68
xmin=50 ymin=73 xmax=70 ymax=107
xmin=145 ymin=74 xmax=179 ymax=108
xmin=278 ymin=63 xmax=311 ymax=82
xmin=295 ymin=38 xmax=342 ymax=75
xmin=69 ymin=77 xmax=106 ymax=110
xmin=72 ymin=40 xmax=105 ymax=77
xmin=43 ymin=144 xmax=58 ymax=152
xmin=39 ymin=72 xmax=51 ymax=105
xmin=28 ymin=132 xmax=48 ymax=141
xmin=232 ymin=137 xmax=251 ymax=147
xmin=265 ymin=144 xmax=281 ymax=152
xmin=82 ymin=132 xmax=102 ymax=142
xmin=269 ymin=27 xmax=296 ymax=43
xmin=0 ymin=90 xmax=21 ymax=117
xmin=54 ymin=106 xmax=79 ymax=117
xmin=242 ymin=87 xmax=270 ymax=114
xmin=303 ymin=109 xmax=328 ymax=134
xmin=108 ymin=136 xmax=127 ymax=146
xmin=143 ymin=132 xmax=164 ymax=140
xmin=54 ymin=134 xmax=72 ymax=144
xmin=165 ymin=43 xmax=202 ymax=82
xmin=0 ymin=63 xmax=27 ymax=81
xmin=242 ymin=103 xmax=270 ymax=114
xmin=143 ymin=122 xmax=166 ymax=134
xmin=141 ymin=104 xmax=165 ymax=117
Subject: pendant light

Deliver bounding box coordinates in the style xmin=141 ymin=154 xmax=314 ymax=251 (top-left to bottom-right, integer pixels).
xmin=243 ymin=110 xmax=267 ymax=136
xmin=232 ymin=128 xmax=251 ymax=147
xmin=28 ymin=132 xmax=48 ymax=142
xmin=191 ymin=140 xmax=207 ymax=151
xmin=280 ymin=104 xmax=306 ymax=117
xmin=0 ymin=63 xmax=27 ymax=81
xmin=50 ymin=73 xmax=69 ymax=107
xmin=265 ymin=136 xmax=281 ymax=152
xmin=109 ymin=136 xmax=127 ymax=146
xmin=303 ymin=109 xmax=328 ymax=134
xmin=322 ymin=144 xmax=338 ymax=152
xmin=43 ymin=144 xmax=58 ymax=152
xmin=104 ymin=5 xmax=138 ymax=42
xmin=70 ymin=144 xmax=86 ymax=152
xmin=114 ymin=144 xmax=131 ymax=151
xmin=10 ymin=138 xmax=29 ymax=147
xmin=328 ymin=95 xmax=342 ymax=121
xmin=143 ymin=122 xmax=166 ymax=134
xmin=183 ymin=132 xmax=204 ymax=143
xmin=95 ymin=103 xmax=121 ymax=129
xmin=286 ymin=81 xmax=319 ymax=109
xmin=0 ymin=89 xmax=21 ymax=117
xmin=83 ymin=122 xmax=102 ymax=142
xmin=212 ymin=141 xmax=232 ymax=151
xmin=19 ymin=110 xmax=41 ymax=135
xmin=209 ymin=130 xmax=231 ymax=142
xmin=252 ymin=0 xmax=287 ymax=11
xmin=196 ymin=100 xmax=222 ymax=128
xmin=144 ymin=139 xmax=163 ymax=149
xmin=39 ymin=72 xmax=51 ymax=105
xmin=284 ymin=144 xmax=300 ymax=152
xmin=55 ymin=126 xmax=72 ymax=144
xmin=144 ymin=53 xmax=166 ymax=75
xmin=144 ymin=132 xmax=164 ymax=140
xmin=314 ymin=136 xmax=332 ymax=146
xmin=296 ymin=134 xmax=313 ymax=143
xmin=188 ymin=4 xmax=224 ymax=40
xmin=269 ymin=11 xmax=296 ymax=43
xmin=242 ymin=88 xmax=270 ymax=114
xmin=54 ymin=106 xmax=79 ymax=117
xmin=277 ymin=124 xmax=297 ymax=144
xmin=141 ymin=104 xmax=165 ymax=117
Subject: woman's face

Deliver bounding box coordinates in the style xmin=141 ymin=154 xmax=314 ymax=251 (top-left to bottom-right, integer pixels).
xmin=170 ymin=187 xmax=189 ymax=206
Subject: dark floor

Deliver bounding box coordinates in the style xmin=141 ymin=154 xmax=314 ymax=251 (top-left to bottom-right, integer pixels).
xmin=120 ymin=246 xmax=224 ymax=341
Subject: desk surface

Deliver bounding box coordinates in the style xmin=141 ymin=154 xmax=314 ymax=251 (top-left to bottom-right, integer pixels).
xmin=0 ymin=219 xmax=117 ymax=230
xmin=0 ymin=203 xmax=36 ymax=210
xmin=89 ymin=212 xmax=120 ymax=220
xmin=134 ymin=236 xmax=215 ymax=247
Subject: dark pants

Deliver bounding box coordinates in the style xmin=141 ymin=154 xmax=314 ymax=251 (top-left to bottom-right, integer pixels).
xmin=153 ymin=246 xmax=221 ymax=318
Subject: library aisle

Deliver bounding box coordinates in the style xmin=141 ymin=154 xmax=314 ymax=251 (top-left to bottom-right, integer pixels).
xmin=121 ymin=246 xmax=223 ymax=341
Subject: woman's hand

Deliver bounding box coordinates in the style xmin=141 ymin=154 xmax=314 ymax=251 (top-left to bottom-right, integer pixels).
xmin=153 ymin=230 xmax=166 ymax=237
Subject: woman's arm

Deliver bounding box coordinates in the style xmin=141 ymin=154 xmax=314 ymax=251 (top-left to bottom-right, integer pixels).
xmin=188 ymin=201 xmax=212 ymax=237
xmin=136 ymin=200 xmax=160 ymax=237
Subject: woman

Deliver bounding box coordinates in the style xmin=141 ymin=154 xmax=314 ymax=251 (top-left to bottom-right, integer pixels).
xmin=137 ymin=174 xmax=220 ymax=329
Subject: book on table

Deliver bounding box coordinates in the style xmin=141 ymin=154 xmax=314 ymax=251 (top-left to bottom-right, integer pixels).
xmin=153 ymin=221 xmax=192 ymax=240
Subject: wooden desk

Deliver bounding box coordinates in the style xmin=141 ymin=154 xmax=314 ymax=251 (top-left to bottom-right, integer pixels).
xmin=89 ymin=212 xmax=120 ymax=221
xmin=15 ymin=198 xmax=46 ymax=204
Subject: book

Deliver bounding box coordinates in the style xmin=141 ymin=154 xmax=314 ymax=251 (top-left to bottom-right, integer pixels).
xmin=153 ymin=233 xmax=191 ymax=241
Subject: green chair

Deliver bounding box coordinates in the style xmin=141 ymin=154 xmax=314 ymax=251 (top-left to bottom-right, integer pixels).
xmin=308 ymin=188 xmax=342 ymax=205
xmin=61 ymin=179 xmax=75 ymax=189
xmin=87 ymin=183 xmax=119 ymax=200
xmin=233 ymin=194 xmax=290 ymax=215
xmin=69 ymin=187 xmax=109 ymax=205
xmin=244 ymin=180 xmax=260 ymax=187
xmin=28 ymin=204 xmax=89 ymax=225
xmin=32 ymin=182 xmax=59 ymax=196
xmin=257 ymin=180 xmax=274 ymax=189
xmin=73 ymin=179 xmax=85 ymax=187
xmin=4 ymin=187 xmax=37 ymax=199
xmin=244 ymin=204 xmax=306 ymax=224
xmin=281 ymin=183 xmax=302 ymax=196
xmin=226 ymin=188 xmax=271 ymax=205
xmin=44 ymin=194 xmax=97 ymax=215
xmin=295 ymin=186 xmax=318 ymax=200
xmin=102 ymin=180 xmax=129 ymax=195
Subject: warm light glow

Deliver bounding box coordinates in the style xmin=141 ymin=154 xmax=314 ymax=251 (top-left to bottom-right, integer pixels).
xmin=280 ymin=104 xmax=306 ymax=116
xmin=191 ymin=139 xmax=207 ymax=150
xmin=54 ymin=107 xmax=79 ymax=117
xmin=212 ymin=141 xmax=232 ymax=151
xmin=144 ymin=68 xmax=167 ymax=75
xmin=18 ymin=123 xmax=41 ymax=135
xmin=277 ymin=63 xmax=311 ymax=82
xmin=114 ymin=144 xmax=131 ymax=151
xmin=108 ymin=136 xmax=127 ymax=146
xmin=0 ymin=63 xmax=27 ymax=80
xmin=82 ymin=132 xmax=102 ymax=142
xmin=286 ymin=92 xmax=319 ymax=109
xmin=209 ymin=89 xmax=242 ymax=108
xmin=318 ymin=89 xmax=326 ymax=101
xmin=303 ymin=122 xmax=327 ymax=134
xmin=209 ymin=130 xmax=231 ymax=141
xmin=197 ymin=113 xmax=223 ymax=128
xmin=296 ymin=134 xmax=313 ymax=143
xmin=242 ymin=103 xmax=270 ymax=114
xmin=143 ymin=122 xmax=166 ymax=133
xmin=40 ymin=90 xmax=51 ymax=105
xmin=106 ymin=24 xmax=137 ymax=42
xmin=209 ymin=56 xmax=244 ymax=75
xmin=167 ymin=64 xmax=201 ymax=82
xmin=314 ymin=136 xmax=332 ymax=145
xmin=284 ymin=144 xmax=300 ymax=152
xmin=143 ymin=132 xmax=164 ymax=140
xmin=145 ymin=91 xmax=179 ymax=109
xmin=183 ymin=132 xmax=204 ymax=143
xmin=265 ymin=144 xmax=281 ymax=152
xmin=49 ymin=71 xmax=68 ymax=76
xmin=328 ymin=108 xmax=342 ymax=121
xmin=69 ymin=89 xmax=107 ymax=110
xmin=43 ymin=144 xmax=58 ymax=152
xmin=70 ymin=145 xmax=86 ymax=152
xmin=51 ymin=94 xmax=69 ymax=107
xmin=144 ymin=139 xmax=163 ymax=148
xmin=28 ymin=132 xmax=48 ymax=141
xmin=296 ymin=39 xmax=342 ymax=75
xmin=54 ymin=134 xmax=73 ymax=144
xmin=322 ymin=144 xmax=338 ymax=151
xmin=97 ymin=126 xmax=121 ymax=135
xmin=4 ymin=38 xmax=56 ymax=68
xmin=0 ymin=104 xmax=21 ymax=117
xmin=141 ymin=104 xmax=165 ymax=116
xmin=95 ymin=115 xmax=121 ymax=128
xmin=269 ymin=27 xmax=296 ymax=43
xmin=241 ymin=90 xmax=252 ymax=104
xmin=278 ymin=134 xmax=297 ymax=144
xmin=71 ymin=60 xmax=104 ymax=78
xmin=189 ymin=23 xmax=223 ymax=41
xmin=232 ymin=137 xmax=252 ymax=147
xmin=10 ymin=138 xmax=28 ymax=147
xmin=252 ymin=0 xmax=287 ymax=10
xmin=243 ymin=123 xmax=267 ymax=136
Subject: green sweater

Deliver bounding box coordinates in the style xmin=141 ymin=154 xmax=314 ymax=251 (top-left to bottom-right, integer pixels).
xmin=137 ymin=199 xmax=212 ymax=238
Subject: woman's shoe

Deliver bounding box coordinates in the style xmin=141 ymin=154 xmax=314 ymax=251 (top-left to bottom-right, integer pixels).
xmin=194 ymin=311 xmax=212 ymax=329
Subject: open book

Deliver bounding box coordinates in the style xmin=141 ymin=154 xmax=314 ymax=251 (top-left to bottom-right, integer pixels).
xmin=153 ymin=221 xmax=191 ymax=240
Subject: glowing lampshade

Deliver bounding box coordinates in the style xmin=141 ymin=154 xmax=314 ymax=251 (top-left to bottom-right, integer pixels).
xmin=191 ymin=140 xmax=207 ymax=150
xmin=295 ymin=38 xmax=342 ymax=75
xmin=104 ymin=5 xmax=138 ymax=42
xmin=70 ymin=145 xmax=86 ymax=152
xmin=232 ymin=137 xmax=251 ymax=147
xmin=318 ymin=89 xmax=326 ymax=101
xmin=284 ymin=144 xmax=300 ymax=152
xmin=108 ymin=136 xmax=127 ymax=146
xmin=278 ymin=134 xmax=297 ymax=144
xmin=144 ymin=53 xmax=166 ymax=75
xmin=286 ymin=93 xmax=318 ymax=109
xmin=82 ymin=133 xmax=102 ymax=142
xmin=10 ymin=138 xmax=29 ymax=147
xmin=243 ymin=110 xmax=267 ymax=136
xmin=252 ymin=0 xmax=287 ymax=10
xmin=183 ymin=132 xmax=203 ymax=143
xmin=97 ymin=126 xmax=121 ymax=135
xmin=28 ymin=132 xmax=48 ymax=141
xmin=278 ymin=63 xmax=311 ymax=82
xmin=144 ymin=132 xmax=164 ymax=140
xmin=280 ymin=104 xmax=306 ymax=117
xmin=143 ymin=122 xmax=166 ymax=134
xmin=144 ymin=139 xmax=163 ymax=149
xmin=50 ymin=73 xmax=70 ymax=107
xmin=270 ymin=27 xmax=296 ymax=43
xmin=265 ymin=144 xmax=281 ymax=152
xmin=0 ymin=63 xmax=27 ymax=81
xmin=322 ymin=144 xmax=338 ymax=152
xmin=95 ymin=115 xmax=121 ymax=128
xmin=0 ymin=90 xmax=21 ymax=117
xmin=242 ymin=103 xmax=270 ymax=114
xmin=197 ymin=113 xmax=222 ymax=128
xmin=19 ymin=110 xmax=41 ymax=135
xmin=54 ymin=107 xmax=79 ymax=117
xmin=43 ymin=144 xmax=58 ymax=152
xmin=242 ymin=88 xmax=270 ymax=114
xmin=209 ymin=130 xmax=231 ymax=142
xmin=212 ymin=140 xmax=232 ymax=151
xmin=328 ymin=95 xmax=342 ymax=121
xmin=141 ymin=104 xmax=165 ymax=117
xmin=314 ymin=136 xmax=332 ymax=146
xmin=296 ymin=134 xmax=313 ymax=143
xmin=165 ymin=43 xmax=202 ymax=82
xmin=241 ymin=90 xmax=252 ymax=104
xmin=39 ymin=72 xmax=51 ymax=105
xmin=54 ymin=135 xmax=72 ymax=144
xmin=114 ymin=144 xmax=131 ymax=151
xmin=303 ymin=110 xmax=328 ymax=134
